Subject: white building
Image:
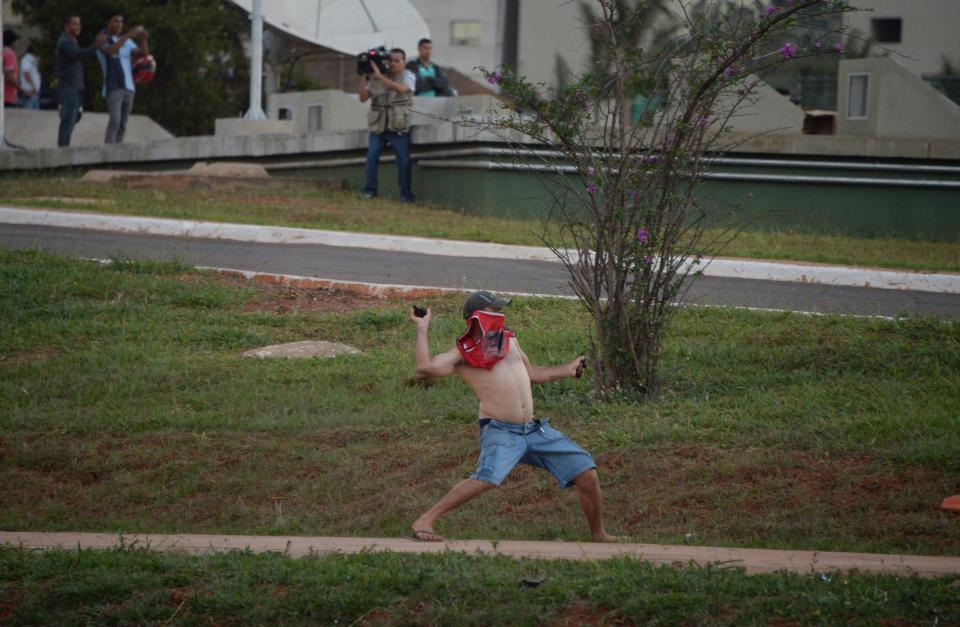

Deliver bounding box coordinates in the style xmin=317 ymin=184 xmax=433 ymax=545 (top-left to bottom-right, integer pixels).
xmin=844 ymin=0 xmax=960 ymax=76
xmin=406 ymin=0 xmax=512 ymax=83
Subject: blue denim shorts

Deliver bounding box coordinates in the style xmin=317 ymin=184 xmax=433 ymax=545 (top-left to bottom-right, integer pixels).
xmin=470 ymin=418 xmax=596 ymax=488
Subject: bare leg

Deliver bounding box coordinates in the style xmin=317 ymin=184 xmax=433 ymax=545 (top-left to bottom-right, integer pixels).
xmin=410 ymin=478 xmax=495 ymax=541
xmin=573 ymin=469 xmax=617 ymax=542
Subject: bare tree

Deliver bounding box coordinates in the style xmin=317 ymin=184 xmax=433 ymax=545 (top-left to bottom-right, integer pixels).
xmin=475 ymin=0 xmax=853 ymax=397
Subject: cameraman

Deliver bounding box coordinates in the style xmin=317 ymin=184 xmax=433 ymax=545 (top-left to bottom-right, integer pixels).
xmin=359 ymin=48 xmax=416 ymax=203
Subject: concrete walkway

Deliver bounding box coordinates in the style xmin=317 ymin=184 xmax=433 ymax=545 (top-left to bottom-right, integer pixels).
xmin=2 ymin=531 xmax=959 ymax=578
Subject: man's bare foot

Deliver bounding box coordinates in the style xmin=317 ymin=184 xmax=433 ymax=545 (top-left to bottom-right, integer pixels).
xmin=592 ymin=532 xmax=620 ymax=543
xmin=410 ymin=527 xmax=444 ymax=542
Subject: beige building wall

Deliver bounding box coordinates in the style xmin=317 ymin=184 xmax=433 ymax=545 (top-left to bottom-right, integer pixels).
xmin=845 ymin=0 xmax=960 ymax=76
xmin=835 ymin=57 xmax=960 ymax=141
xmin=517 ymin=0 xmax=592 ymax=86
xmin=407 ymin=0 xmax=504 ymax=83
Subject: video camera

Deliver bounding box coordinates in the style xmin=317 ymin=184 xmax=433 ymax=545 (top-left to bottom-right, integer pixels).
xmin=356 ymin=46 xmax=389 ymax=75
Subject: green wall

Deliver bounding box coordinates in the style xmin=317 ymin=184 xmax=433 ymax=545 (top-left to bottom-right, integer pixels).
xmin=287 ymin=156 xmax=960 ymax=241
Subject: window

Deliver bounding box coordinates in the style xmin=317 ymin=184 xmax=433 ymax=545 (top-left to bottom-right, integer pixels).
xmin=307 ymin=104 xmax=323 ymax=131
xmin=871 ymin=18 xmax=902 ymax=43
xmin=450 ymin=20 xmax=481 ymax=47
xmin=847 ymin=73 xmax=870 ymax=119
xmin=277 ymin=107 xmax=293 ymax=121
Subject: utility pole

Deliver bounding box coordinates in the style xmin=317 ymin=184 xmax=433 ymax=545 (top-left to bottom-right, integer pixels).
xmin=244 ymin=0 xmax=266 ymax=119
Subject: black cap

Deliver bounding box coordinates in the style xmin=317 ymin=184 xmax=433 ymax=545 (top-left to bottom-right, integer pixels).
xmin=463 ymin=291 xmax=512 ymax=319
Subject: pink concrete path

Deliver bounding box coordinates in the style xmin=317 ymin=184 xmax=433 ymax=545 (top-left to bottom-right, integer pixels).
xmin=3 ymin=531 xmax=960 ymax=578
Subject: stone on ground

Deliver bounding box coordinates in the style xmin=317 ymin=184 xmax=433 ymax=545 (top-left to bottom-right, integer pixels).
xmin=188 ymin=162 xmax=269 ymax=178
xmin=242 ymin=340 xmax=361 ymax=359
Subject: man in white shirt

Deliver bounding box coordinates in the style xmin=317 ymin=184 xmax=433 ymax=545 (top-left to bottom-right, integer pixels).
xmin=358 ymin=48 xmax=417 ymax=202
xmin=19 ymin=44 xmax=40 ymax=109
xmin=96 ymin=11 xmax=148 ymax=144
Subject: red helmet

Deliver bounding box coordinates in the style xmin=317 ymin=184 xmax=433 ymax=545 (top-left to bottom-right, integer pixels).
xmin=133 ymin=54 xmax=157 ymax=85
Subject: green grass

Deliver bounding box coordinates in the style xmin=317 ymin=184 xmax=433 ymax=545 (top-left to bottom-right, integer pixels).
xmin=1 ymin=173 xmax=958 ymax=272
xmin=1 ymin=248 xmax=958 ymax=557
xmin=1 ymin=546 xmax=958 ymax=625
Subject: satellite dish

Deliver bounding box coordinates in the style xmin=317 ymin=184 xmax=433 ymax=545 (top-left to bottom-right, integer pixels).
xmin=227 ymin=0 xmax=430 ymax=56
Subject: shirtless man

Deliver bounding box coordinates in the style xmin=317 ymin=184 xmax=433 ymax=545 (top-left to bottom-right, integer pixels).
xmin=408 ymin=291 xmax=616 ymax=542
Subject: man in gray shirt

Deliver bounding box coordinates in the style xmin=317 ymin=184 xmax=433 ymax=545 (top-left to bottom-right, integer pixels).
xmin=55 ymin=15 xmax=105 ymax=147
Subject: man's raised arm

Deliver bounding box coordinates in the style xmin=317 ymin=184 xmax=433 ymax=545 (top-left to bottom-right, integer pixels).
xmin=410 ymin=307 xmax=460 ymax=378
xmin=517 ymin=341 xmax=586 ymax=384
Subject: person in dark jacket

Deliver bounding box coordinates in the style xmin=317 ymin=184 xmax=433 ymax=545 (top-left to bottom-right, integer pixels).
xmin=405 ymin=38 xmax=454 ymax=97
xmin=55 ymin=15 xmax=105 ymax=147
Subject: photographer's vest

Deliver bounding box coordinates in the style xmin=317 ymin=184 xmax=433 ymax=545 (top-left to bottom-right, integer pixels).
xmin=367 ymin=78 xmax=412 ymax=134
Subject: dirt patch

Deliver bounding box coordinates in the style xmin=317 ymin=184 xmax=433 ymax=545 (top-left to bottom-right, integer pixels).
xmin=3 ymin=347 xmax=60 ymax=367
xmin=0 ymin=586 xmax=24 ymax=624
xmin=212 ymin=273 xmax=419 ymax=315
xmin=608 ymin=446 xmax=951 ymax=546
xmin=552 ymin=599 xmax=626 ymax=626
xmin=113 ymin=174 xmax=344 ymax=193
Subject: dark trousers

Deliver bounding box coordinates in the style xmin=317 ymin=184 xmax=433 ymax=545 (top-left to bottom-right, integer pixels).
xmin=57 ymin=87 xmax=82 ymax=147
xmin=363 ymin=130 xmax=414 ymax=202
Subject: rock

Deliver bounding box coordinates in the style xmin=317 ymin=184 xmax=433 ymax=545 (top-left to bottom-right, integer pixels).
xmin=188 ymin=161 xmax=269 ymax=178
xmin=242 ymin=340 xmax=361 ymax=359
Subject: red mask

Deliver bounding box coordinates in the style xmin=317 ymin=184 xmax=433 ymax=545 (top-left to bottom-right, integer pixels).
xmin=457 ymin=310 xmax=515 ymax=369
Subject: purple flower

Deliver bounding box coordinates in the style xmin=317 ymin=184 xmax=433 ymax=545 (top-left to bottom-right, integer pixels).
xmin=629 ymin=189 xmax=639 ymax=199
xmin=487 ymin=72 xmax=502 ymax=85
xmin=580 ymin=98 xmax=592 ymax=111
xmin=636 ymin=228 xmax=650 ymax=244
xmin=834 ymin=43 xmax=844 ymax=54
xmin=724 ymin=65 xmax=738 ymax=77
xmin=644 ymin=154 xmax=660 ymax=165
xmin=779 ymin=42 xmax=798 ymax=59
xmin=586 ymin=167 xmax=595 ymax=177
xmin=585 ymin=182 xmax=598 ymax=195
xmin=764 ymin=5 xmax=779 ymax=16
xmin=643 ymin=255 xmax=653 ymax=266
xmin=815 ymin=41 xmax=822 ymax=49
xmin=697 ymin=115 xmax=710 ymax=127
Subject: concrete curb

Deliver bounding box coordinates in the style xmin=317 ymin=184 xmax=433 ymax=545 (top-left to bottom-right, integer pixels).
xmin=3 ymin=531 xmax=959 ymax=578
xmin=3 ymin=206 xmax=959 ymax=295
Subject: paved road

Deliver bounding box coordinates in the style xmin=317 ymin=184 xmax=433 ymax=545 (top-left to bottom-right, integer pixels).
xmin=3 ymin=224 xmax=959 ymax=318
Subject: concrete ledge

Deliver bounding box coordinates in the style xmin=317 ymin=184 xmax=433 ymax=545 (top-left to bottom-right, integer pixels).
xmin=2 ymin=207 xmax=957 ymax=294
xmin=2 ymin=531 xmax=959 ymax=577
xmin=2 ymin=122 xmax=960 ymax=172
